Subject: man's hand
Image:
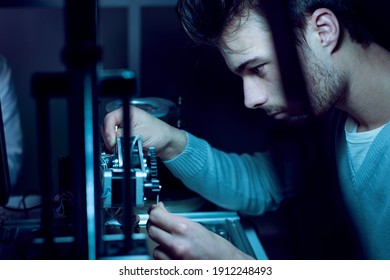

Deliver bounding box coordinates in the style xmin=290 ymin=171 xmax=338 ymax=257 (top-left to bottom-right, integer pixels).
xmin=147 ymin=202 xmax=254 ymax=260
xmin=101 ymin=105 xmax=187 ymax=161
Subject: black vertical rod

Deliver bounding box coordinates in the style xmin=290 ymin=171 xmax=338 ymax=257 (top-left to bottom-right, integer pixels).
xmin=63 ymin=0 xmax=102 ymax=259
xmin=261 ymin=0 xmax=352 ymax=259
xmin=121 ymin=99 xmax=134 ymax=253
xmin=261 ymin=0 xmax=312 ymax=119
xmin=35 ymin=96 xmax=55 ymax=257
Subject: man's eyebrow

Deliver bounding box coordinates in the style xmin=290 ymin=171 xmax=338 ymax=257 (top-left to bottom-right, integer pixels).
xmin=235 ymin=57 xmax=263 ymax=74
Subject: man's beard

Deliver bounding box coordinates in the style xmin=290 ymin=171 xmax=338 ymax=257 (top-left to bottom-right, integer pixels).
xmin=300 ymin=46 xmax=347 ymax=116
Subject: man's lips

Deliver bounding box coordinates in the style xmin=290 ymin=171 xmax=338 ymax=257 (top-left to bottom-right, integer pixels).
xmin=270 ymin=111 xmax=289 ymax=120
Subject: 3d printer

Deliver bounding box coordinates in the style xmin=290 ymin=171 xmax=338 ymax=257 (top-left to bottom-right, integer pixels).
xmin=100 ymin=136 xmax=161 ymax=209
xmin=99 ymin=135 xmax=161 ymax=236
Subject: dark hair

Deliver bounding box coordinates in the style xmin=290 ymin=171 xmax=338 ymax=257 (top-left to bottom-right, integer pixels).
xmin=288 ymin=0 xmax=373 ymax=47
xmin=175 ymin=0 xmax=265 ymax=47
xmin=176 ymin=0 xmax=373 ymax=48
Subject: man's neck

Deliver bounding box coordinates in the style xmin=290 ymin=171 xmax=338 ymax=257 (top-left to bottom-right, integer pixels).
xmin=337 ymin=42 xmax=390 ymax=132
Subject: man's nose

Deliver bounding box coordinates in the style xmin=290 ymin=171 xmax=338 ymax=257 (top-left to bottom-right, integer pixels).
xmin=243 ymin=77 xmax=268 ymax=109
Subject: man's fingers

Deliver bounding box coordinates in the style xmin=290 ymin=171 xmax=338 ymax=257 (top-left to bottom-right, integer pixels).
xmin=102 ymin=108 xmax=124 ymax=150
xmin=153 ymin=245 xmax=173 ymax=260
xmin=148 ymin=202 xmax=187 ymax=234
xmin=147 ymin=202 xmax=168 ymax=216
xmin=147 ymin=221 xmax=177 ymax=250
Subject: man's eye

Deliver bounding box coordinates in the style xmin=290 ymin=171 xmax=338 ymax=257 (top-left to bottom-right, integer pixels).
xmin=251 ymin=65 xmax=265 ymax=76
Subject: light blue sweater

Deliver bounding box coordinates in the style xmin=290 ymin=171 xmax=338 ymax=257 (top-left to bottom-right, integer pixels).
xmin=164 ymin=132 xmax=287 ymax=215
xmin=335 ymin=113 xmax=390 ymax=260
xmin=164 ymin=113 xmax=390 ymax=259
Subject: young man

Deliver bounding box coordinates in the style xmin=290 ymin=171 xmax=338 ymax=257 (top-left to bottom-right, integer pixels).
xmin=102 ymin=0 xmax=390 ymax=259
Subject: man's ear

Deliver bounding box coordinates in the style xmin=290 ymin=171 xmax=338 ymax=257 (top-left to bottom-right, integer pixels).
xmin=307 ymin=8 xmax=340 ymax=53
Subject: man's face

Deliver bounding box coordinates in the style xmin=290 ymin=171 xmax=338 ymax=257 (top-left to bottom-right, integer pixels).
xmin=220 ymin=11 xmax=346 ymax=119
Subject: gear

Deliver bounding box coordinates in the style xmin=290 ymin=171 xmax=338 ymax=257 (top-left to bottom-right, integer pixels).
xmin=148 ymin=147 xmax=159 ymax=180
xmin=144 ymin=147 xmax=161 ymax=197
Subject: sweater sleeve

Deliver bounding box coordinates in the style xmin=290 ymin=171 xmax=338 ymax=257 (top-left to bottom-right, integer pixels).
xmin=163 ymin=131 xmax=289 ymax=215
